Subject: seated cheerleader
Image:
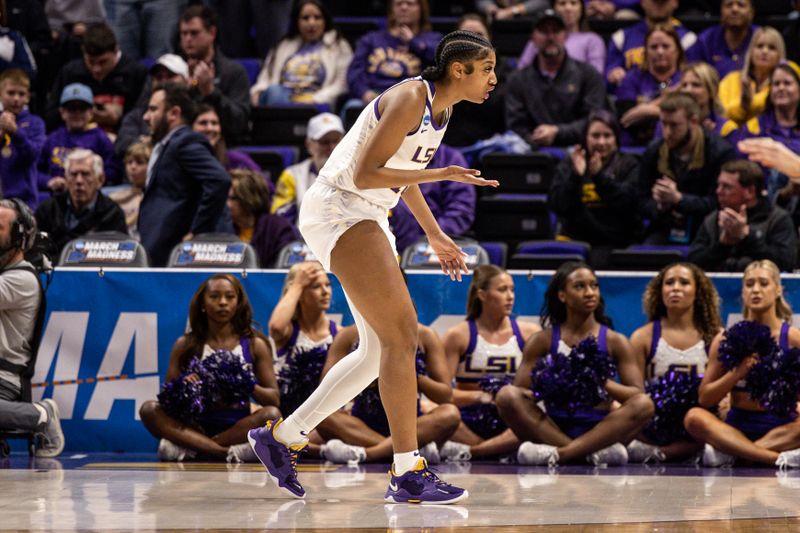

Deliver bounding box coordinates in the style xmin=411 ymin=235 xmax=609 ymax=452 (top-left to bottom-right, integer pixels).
xmin=270 ymin=261 xmax=338 ymax=417
xmin=684 ymin=260 xmax=800 ymax=468
xmin=140 ymin=274 xmax=281 ymax=462
xmin=439 ymin=265 xmax=541 ymax=461
xmin=628 ymin=262 xmax=722 ymax=462
xmin=308 ymin=322 xmax=460 ymax=463
xmin=496 ymin=262 xmax=654 ymax=466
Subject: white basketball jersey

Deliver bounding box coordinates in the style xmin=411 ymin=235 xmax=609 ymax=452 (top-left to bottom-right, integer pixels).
xmin=316 ymin=77 xmax=450 ymax=210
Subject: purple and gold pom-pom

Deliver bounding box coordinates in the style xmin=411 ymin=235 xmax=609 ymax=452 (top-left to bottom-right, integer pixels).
xmin=644 ymin=371 xmax=701 ymax=445
xmin=200 ymin=350 xmax=256 ymax=408
xmin=718 ymin=321 xmax=778 ymax=372
xmin=746 ymin=346 xmax=800 ymax=418
xmin=530 ymin=336 xmax=617 ymax=414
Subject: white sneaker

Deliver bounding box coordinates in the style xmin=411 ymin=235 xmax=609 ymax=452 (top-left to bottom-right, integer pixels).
xmin=776 ymin=448 xmax=800 ymax=469
xmin=702 ymin=444 xmax=734 ymax=467
xmin=227 ymin=442 xmax=258 ymax=463
xmin=439 ymin=441 xmax=472 ymax=463
xmin=419 ymin=441 xmax=440 ymax=464
xmin=588 ymin=443 xmax=628 ymax=466
xmin=320 ymin=439 xmax=367 ymax=464
xmin=626 ymin=439 xmax=665 ymax=464
xmin=157 ymin=438 xmax=196 ymax=462
xmin=517 ymin=442 xmax=559 ymax=466
xmin=34 ymin=399 xmax=64 ymax=458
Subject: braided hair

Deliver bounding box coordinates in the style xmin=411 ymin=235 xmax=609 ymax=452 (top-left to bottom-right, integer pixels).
xmin=421 ymin=30 xmax=494 ymax=82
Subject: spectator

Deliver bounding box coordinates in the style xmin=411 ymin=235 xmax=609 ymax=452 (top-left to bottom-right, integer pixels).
xmin=192 ymin=104 xmax=261 ymax=175
xmin=0 ymin=24 xmax=37 ymax=80
xmin=228 ymin=169 xmax=297 ymax=268
xmin=0 ymin=68 xmax=45 ymax=208
xmin=46 ymin=23 xmax=148 ymax=135
xmin=676 ymin=62 xmax=725 ymax=134
xmin=688 ymin=160 xmax=797 ymax=272
xmin=477 ymin=0 xmax=548 ymax=20
xmin=518 ymin=0 xmax=606 ymax=74
xmin=784 ymin=0 xmax=800 ymax=62
xmin=505 ymin=9 xmax=606 ymax=148
xmin=44 ymin=0 xmax=106 ymax=40
xmin=344 ymin=0 xmax=441 ymax=113
xmin=250 ymin=0 xmax=352 ymax=109
xmin=210 ymin=0 xmax=292 ymax=59
xmin=687 ymin=0 xmax=757 ymax=79
xmin=114 ymin=53 xmax=189 ymax=159
xmin=0 ymin=199 xmax=64 ymax=458
xmin=272 ymin=112 xmax=344 ymax=225
xmin=586 ymin=1 xmax=640 ymax=19
xmin=4 ymin=0 xmax=53 ymax=114
xmin=639 ymin=93 xmax=737 ymax=245
xmin=34 ymin=149 xmax=128 ymax=255
xmin=549 ymin=110 xmax=642 ymax=267
xmin=389 ymin=144 xmax=477 ymax=254
xmin=138 ymin=82 xmax=230 ymax=267
xmin=718 ymin=27 xmax=797 ymax=125
xmin=617 ymin=24 xmax=684 ymax=146
xmin=443 ymin=13 xmax=512 ymax=147
xmin=112 ymin=0 xmax=180 ymax=60
xmin=109 ymin=142 xmax=149 ymax=235
xmin=606 ymin=0 xmax=696 ymax=87
xmin=178 ymin=5 xmax=250 ymax=143
xmin=38 ymin=84 xmax=119 ymax=202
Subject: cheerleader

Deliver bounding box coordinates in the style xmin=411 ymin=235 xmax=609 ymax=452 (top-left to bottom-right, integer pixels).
xmin=440 ymin=265 xmax=540 ymax=461
xmin=628 ymin=262 xmax=722 ymax=462
xmin=269 ymin=261 xmax=337 ymax=417
xmin=684 ymin=260 xmax=800 ymax=467
xmin=496 ymin=262 xmax=654 ymax=466
xmin=248 ymin=30 xmax=498 ymax=503
xmin=309 ymin=323 xmax=459 ymax=463
xmin=140 ymin=274 xmax=281 ymax=462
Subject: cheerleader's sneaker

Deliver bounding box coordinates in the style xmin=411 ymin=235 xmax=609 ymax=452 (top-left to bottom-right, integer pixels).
xmin=320 ymin=439 xmax=367 ymax=464
xmin=420 ymin=441 xmax=441 ymax=464
xmin=517 ymin=442 xmax=559 ymax=467
xmin=226 ymin=442 xmax=258 ymax=463
xmin=248 ymin=418 xmax=307 ymax=498
xmin=626 ymin=439 xmax=666 ymax=464
xmin=157 ymin=439 xmax=195 ymax=462
xmin=384 ymin=458 xmax=468 ymax=505
xmin=776 ymin=449 xmax=800 ymax=469
xmin=588 ymin=443 xmax=628 ymax=466
xmin=702 ymin=444 xmax=734 ymax=468
xmin=439 ymin=440 xmax=472 ymax=463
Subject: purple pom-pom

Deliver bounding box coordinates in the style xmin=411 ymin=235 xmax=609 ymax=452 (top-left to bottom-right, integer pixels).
xmin=278 ymin=346 xmax=327 ymax=414
xmin=718 ymin=321 xmax=778 ymax=372
xmin=479 ymin=374 xmax=514 ymax=396
xmin=415 ymin=349 xmax=427 ymax=376
xmin=530 ymin=336 xmax=617 ymax=414
xmin=746 ymin=347 xmax=800 ymax=417
xmin=200 ymin=350 xmax=256 ymax=408
xmin=644 ymin=371 xmax=701 ymax=445
xmin=158 ymin=359 xmax=205 ymax=422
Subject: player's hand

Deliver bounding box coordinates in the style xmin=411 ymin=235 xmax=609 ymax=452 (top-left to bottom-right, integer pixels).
xmin=428 ymin=231 xmax=469 ymax=282
xmin=738 ymin=137 xmax=800 ymax=179
xmin=439 ymin=165 xmax=498 ymax=187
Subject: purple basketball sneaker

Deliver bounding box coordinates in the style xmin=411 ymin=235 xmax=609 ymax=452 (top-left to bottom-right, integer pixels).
xmin=248 ymin=418 xmax=307 ymax=498
xmin=384 ymin=458 xmax=468 ymax=505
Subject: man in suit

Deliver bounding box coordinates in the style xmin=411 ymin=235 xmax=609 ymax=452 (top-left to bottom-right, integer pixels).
xmin=139 ymin=82 xmax=230 ymax=267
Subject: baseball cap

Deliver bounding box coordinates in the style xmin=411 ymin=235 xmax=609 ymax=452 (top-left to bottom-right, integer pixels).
xmin=60 ymin=83 xmax=94 ymax=106
xmin=532 ymin=8 xmax=566 ymax=30
xmin=151 ymin=53 xmax=189 ymax=79
xmin=307 ymin=112 xmax=345 ymax=141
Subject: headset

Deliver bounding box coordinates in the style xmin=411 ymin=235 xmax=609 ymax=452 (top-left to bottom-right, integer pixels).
xmin=0 ymin=198 xmax=37 ymax=253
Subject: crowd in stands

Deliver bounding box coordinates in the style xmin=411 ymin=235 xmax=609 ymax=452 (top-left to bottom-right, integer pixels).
xmin=1 ymin=0 xmax=800 ymax=271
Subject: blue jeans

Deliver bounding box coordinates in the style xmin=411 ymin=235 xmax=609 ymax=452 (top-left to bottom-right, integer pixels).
xmin=114 ymin=0 xmax=185 ymax=60
xmin=258 ymin=84 xmax=293 ymax=106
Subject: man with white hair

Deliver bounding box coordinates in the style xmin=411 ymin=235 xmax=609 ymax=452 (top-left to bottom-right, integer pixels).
xmin=34 ymin=148 xmax=128 ymax=254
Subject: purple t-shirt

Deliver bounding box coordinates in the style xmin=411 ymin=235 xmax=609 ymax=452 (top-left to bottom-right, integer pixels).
xmin=616 ymin=67 xmax=681 ymax=103
xmin=686 ymin=25 xmax=757 ymax=79
xmin=606 ymin=20 xmax=696 ymax=81
xmin=518 ymin=32 xmax=606 ymax=74
xmin=0 ymin=109 xmax=45 ymax=208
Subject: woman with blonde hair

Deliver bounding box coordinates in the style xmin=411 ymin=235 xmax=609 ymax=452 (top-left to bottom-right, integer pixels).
xmin=679 ymin=62 xmax=724 ymax=132
xmin=684 ymin=260 xmax=800 ymax=468
xmin=718 ymin=27 xmax=799 ymax=124
xmin=628 ymin=262 xmax=722 ymax=462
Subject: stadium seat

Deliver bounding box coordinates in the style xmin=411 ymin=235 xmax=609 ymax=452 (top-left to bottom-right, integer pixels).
xmin=275 ymin=240 xmax=318 ymax=268
xmin=400 ymin=237 xmax=489 ymax=270
xmin=491 ymin=18 xmax=535 ymax=57
xmin=609 ymin=247 xmax=685 ymax=271
xmin=167 ymin=233 xmax=259 ymax=269
xmin=58 ymin=231 xmax=149 ymax=267
xmin=236 ymin=146 xmax=299 ymax=182
xmin=508 ymin=240 xmax=590 ymax=270
xmin=249 ymin=106 xmax=320 ymax=148
xmin=479 ymin=241 xmax=508 ymax=268
xmin=479 ymin=153 xmax=556 ymax=194
xmin=234 ymin=58 xmax=262 ymax=86
xmin=474 ymin=194 xmax=551 ymax=241
xmin=333 ymin=16 xmax=383 ymax=47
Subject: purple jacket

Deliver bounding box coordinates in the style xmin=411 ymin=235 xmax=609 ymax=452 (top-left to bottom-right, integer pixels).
xmin=0 ymin=109 xmax=45 ymax=207
xmin=38 ymin=126 xmax=121 ymax=190
xmin=606 ymin=20 xmax=696 ymax=82
xmin=248 ymin=211 xmax=298 ymax=268
xmin=686 ymin=25 xmax=757 ymax=79
xmin=389 ymin=145 xmax=476 ymax=253
xmin=226 ymin=149 xmax=261 ymax=173
xmin=347 ymin=30 xmax=441 ymax=98
xmin=729 ymin=110 xmax=800 ymax=156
